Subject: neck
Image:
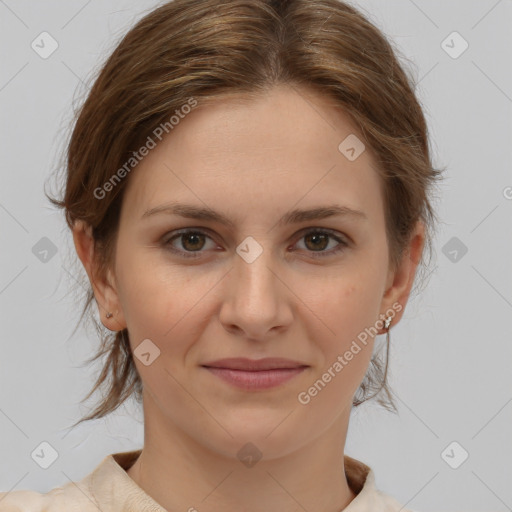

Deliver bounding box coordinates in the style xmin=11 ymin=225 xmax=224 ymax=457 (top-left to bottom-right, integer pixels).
xmin=126 ymin=395 xmax=357 ymax=512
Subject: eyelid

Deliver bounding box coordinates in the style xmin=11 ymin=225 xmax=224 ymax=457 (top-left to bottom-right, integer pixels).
xmin=162 ymin=226 xmax=350 ymax=258
xmin=296 ymin=226 xmax=349 ymax=242
xmin=293 ymin=227 xmax=349 ymax=256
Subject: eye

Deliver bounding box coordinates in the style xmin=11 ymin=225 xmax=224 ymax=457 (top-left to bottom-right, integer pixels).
xmin=293 ymin=228 xmax=348 ymax=258
xmin=163 ymin=229 xmax=217 ymax=258
xmin=162 ymin=228 xmax=348 ymax=259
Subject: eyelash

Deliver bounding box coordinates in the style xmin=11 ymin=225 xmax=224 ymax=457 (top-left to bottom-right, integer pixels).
xmin=162 ymin=228 xmax=349 ymax=260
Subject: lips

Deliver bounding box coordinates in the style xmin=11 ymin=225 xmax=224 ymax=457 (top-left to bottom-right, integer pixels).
xmin=201 ymin=358 xmax=309 ymax=390
xmin=201 ymin=357 xmax=309 ymax=371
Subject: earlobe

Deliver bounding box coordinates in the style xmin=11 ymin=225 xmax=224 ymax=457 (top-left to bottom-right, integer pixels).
xmin=72 ymin=220 xmax=127 ymax=332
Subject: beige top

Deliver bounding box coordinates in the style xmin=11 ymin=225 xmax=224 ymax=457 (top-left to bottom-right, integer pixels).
xmin=0 ymin=449 xmax=413 ymax=511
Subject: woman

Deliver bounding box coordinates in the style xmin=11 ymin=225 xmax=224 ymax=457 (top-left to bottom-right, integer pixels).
xmin=0 ymin=0 xmax=441 ymax=510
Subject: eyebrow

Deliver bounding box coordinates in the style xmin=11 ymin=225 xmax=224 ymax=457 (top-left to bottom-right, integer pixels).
xmin=140 ymin=202 xmax=367 ymax=228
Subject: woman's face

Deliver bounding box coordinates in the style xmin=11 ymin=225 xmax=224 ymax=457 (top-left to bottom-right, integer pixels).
xmin=80 ymin=84 xmax=422 ymax=459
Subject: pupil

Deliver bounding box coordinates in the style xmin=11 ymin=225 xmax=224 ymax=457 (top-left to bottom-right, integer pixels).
xmin=307 ymin=233 xmax=327 ymax=251
xmin=184 ymin=233 xmax=204 ymax=251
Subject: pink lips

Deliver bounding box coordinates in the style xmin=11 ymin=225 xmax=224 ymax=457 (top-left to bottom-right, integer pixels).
xmin=201 ymin=357 xmax=309 ymax=390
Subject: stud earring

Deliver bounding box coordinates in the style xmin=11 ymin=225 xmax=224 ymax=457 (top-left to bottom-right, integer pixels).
xmin=106 ymin=312 xmax=113 ymax=319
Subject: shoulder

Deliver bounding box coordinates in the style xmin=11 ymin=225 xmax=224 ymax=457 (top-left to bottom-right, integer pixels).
xmin=0 ymin=459 xmax=107 ymax=512
xmin=0 ymin=485 xmax=91 ymax=511
xmin=0 ymin=450 xmax=142 ymax=512
xmin=0 ymin=490 xmax=42 ymax=512
xmin=372 ymin=489 xmax=418 ymax=512
xmin=344 ymin=454 xmax=419 ymax=512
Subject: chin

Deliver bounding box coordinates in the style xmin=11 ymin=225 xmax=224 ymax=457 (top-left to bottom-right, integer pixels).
xmin=206 ymin=416 xmax=311 ymax=462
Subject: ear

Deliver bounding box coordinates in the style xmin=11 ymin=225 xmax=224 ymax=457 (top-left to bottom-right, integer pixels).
xmin=378 ymin=220 xmax=425 ymax=331
xmin=72 ymin=220 xmax=127 ymax=332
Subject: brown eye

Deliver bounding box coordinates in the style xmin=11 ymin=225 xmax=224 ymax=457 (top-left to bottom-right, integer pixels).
xmin=163 ymin=229 xmax=216 ymax=258
xmin=180 ymin=232 xmax=206 ymax=251
xmin=162 ymin=228 xmax=348 ymax=260
xmin=303 ymin=232 xmax=330 ymax=251
xmin=295 ymin=229 xmax=348 ymax=258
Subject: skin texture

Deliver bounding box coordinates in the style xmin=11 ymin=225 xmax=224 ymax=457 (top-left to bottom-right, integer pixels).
xmin=73 ymin=84 xmax=424 ymax=512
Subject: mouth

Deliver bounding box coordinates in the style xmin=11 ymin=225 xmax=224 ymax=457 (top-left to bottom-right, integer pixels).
xmin=201 ymin=358 xmax=309 ymax=390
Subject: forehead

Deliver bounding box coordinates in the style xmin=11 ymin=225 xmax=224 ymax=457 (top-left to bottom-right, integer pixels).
xmin=120 ymin=85 xmax=384 ymax=226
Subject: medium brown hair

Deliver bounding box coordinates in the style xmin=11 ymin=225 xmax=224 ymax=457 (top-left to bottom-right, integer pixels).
xmin=48 ymin=0 xmax=443 ymax=427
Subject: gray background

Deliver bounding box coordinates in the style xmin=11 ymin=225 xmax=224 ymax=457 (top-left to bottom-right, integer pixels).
xmin=1 ymin=0 xmax=511 ymax=510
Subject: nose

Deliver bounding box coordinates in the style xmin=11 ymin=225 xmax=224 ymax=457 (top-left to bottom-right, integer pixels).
xmin=218 ymin=242 xmax=293 ymax=341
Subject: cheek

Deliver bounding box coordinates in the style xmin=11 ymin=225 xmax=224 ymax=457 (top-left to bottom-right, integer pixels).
xmin=303 ymin=269 xmax=384 ymax=341
xmin=297 ymin=281 xmax=380 ymax=408
xmin=115 ymin=253 xmax=219 ymax=353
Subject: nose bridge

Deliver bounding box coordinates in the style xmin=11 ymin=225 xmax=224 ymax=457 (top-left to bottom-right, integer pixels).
xmin=218 ymin=230 xmax=297 ymax=339
xmin=233 ymin=235 xmax=280 ymax=303
xmin=219 ymin=234 xmax=289 ymax=334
